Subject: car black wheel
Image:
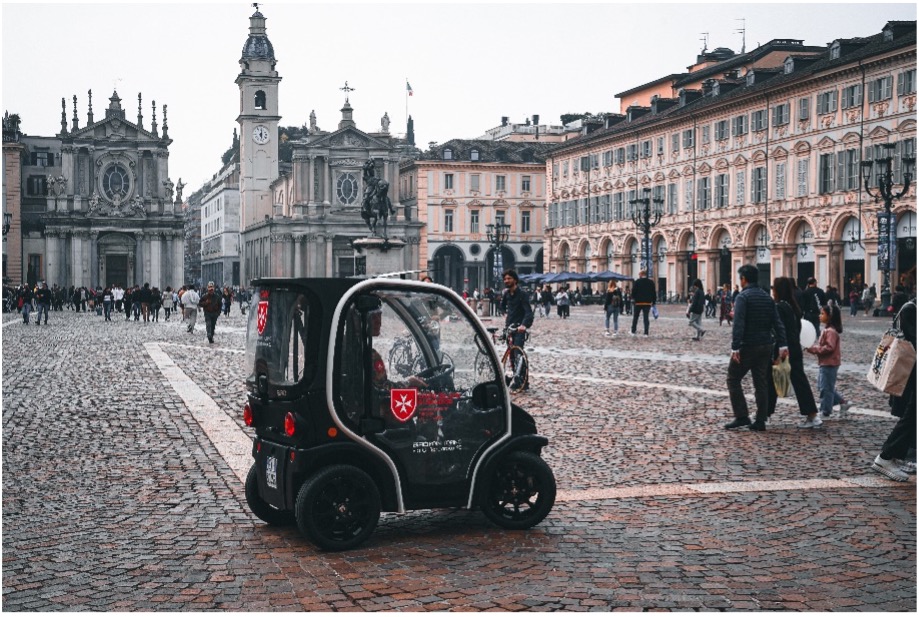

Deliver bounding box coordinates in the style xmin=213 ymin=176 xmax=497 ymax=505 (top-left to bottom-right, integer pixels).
xmin=481 ymin=451 xmax=555 ymax=530
xmin=245 ymin=464 xmax=294 ymax=526
xmin=295 ymin=465 xmax=381 ymax=551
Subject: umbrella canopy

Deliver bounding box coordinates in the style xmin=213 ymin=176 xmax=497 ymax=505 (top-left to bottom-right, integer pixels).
xmin=519 ymin=272 xmax=547 ymax=284
xmin=543 ymin=272 xmax=591 ymax=283
xmin=589 ymin=270 xmax=633 ymax=282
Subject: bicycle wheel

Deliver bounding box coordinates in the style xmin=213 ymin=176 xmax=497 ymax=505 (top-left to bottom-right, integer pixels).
xmin=501 ymin=345 xmax=529 ymax=393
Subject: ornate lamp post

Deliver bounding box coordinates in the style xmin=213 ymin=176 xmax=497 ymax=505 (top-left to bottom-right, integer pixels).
xmin=486 ymin=222 xmax=510 ymax=289
xmin=860 ymin=144 xmax=914 ymax=311
xmin=629 ymin=187 xmax=664 ymax=277
xmin=2 ymin=212 xmax=10 ymax=236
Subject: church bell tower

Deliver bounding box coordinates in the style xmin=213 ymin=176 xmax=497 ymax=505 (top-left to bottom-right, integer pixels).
xmin=236 ymin=7 xmax=281 ymax=230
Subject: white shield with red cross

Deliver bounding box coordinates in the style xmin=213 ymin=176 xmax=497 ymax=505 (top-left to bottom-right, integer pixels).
xmin=256 ymin=301 xmax=269 ymax=335
xmin=390 ymin=388 xmax=418 ymax=422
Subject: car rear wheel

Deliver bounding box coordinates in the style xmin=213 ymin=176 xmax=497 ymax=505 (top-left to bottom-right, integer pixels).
xmin=481 ymin=451 xmax=555 ymax=530
xmin=245 ymin=464 xmax=294 ymax=526
xmin=295 ymin=465 xmax=381 ymax=551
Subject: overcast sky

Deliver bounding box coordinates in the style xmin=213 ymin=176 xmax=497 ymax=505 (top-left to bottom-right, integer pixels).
xmin=3 ymin=1 xmax=916 ymax=194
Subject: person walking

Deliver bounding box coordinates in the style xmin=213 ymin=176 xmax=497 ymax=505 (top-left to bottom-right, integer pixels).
xmin=805 ymin=302 xmax=850 ymax=419
xmin=182 ymin=285 xmax=201 ymax=333
xmin=719 ymin=283 xmax=733 ymax=326
xmin=725 ymin=265 xmax=788 ymax=432
xmin=687 ymin=279 xmax=706 ymax=341
xmin=870 ymin=298 xmax=917 ymax=481
xmin=603 ymin=281 xmax=623 ymax=336
xmin=200 ymin=282 xmax=222 ymax=344
xmin=34 ymin=281 xmax=51 ymax=325
xmin=555 ymin=286 xmax=570 ymax=319
xmin=19 ymin=284 xmax=34 ymax=324
xmin=766 ymin=277 xmax=821 ymax=427
xmin=123 ymin=286 xmax=133 ymax=320
xmin=139 ymin=283 xmax=152 ymax=322
xmin=863 ymin=283 xmax=877 ymax=316
xmin=162 ymin=286 xmax=175 ymax=321
xmin=801 ymin=277 xmax=826 ymax=333
xmin=540 ymin=286 xmax=553 ymax=319
xmin=102 ymin=285 xmax=113 ymax=322
xmin=630 ymin=270 xmax=657 ymax=336
xmin=222 ymin=286 xmax=233 ymax=317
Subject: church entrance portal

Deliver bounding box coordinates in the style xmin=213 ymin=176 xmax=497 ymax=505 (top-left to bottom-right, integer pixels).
xmin=105 ymin=254 xmax=128 ymax=288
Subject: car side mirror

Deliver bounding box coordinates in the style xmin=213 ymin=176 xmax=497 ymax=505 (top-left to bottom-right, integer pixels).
xmin=472 ymin=382 xmax=501 ymax=408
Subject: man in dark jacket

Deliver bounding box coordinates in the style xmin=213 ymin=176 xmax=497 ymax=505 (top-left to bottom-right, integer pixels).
xmin=630 ymin=270 xmax=657 ymax=336
xmin=199 ymin=282 xmax=222 ymax=344
xmin=725 ymin=265 xmax=788 ymax=432
xmin=34 ymin=281 xmax=52 ymax=325
xmin=687 ymin=279 xmax=706 ymax=341
xmin=801 ymin=277 xmax=826 ymax=332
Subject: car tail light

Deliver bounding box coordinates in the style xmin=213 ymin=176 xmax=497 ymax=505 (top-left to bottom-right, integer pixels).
xmin=243 ymin=404 xmax=253 ymax=426
xmin=284 ymin=412 xmax=296 ymax=437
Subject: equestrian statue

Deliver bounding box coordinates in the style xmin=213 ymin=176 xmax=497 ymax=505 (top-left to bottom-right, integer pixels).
xmin=360 ymin=158 xmax=396 ymax=238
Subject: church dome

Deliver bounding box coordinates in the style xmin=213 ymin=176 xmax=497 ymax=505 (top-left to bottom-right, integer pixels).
xmin=240 ymin=10 xmax=275 ymax=62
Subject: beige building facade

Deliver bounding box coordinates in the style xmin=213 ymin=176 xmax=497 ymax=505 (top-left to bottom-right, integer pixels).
xmin=546 ymin=21 xmax=916 ymax=300
xmin=400 ymin=138 xmax=551 ymax=293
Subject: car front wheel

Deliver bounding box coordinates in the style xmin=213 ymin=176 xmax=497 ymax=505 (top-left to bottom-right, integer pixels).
xmin=480 ymin=451 xmax=555 ymax=530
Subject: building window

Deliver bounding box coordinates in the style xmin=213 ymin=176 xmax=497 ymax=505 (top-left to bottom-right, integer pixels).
xmin=470 ymin=210 xmax=479 ymax=233
xmin=697 ymin=176 xmax=711 ymax=210
xmin=701 ymin=125 xmax=710 ymax=145
xmin=898 ymin=69 xmax=917 ymax=95
xmin=715 ymin=174 xmax=729 ymax=208
xmin=817 ymin=90 xmax=837 ymax=114
xmin=470 ymin=174 xmax=480 ymax=192
xmin=775 ymin=163 xmax=786 ymax=200
xmin=470 ymin=149 xmax=479 ymax=161
xmin=30 ymin=152 xmax=55 ymax=167
xmin=667 ymin=183 xmax=677 ymax=214
xmin=615 ymin=148 xmax=625 ymax=164
xmin=562 ymin=161 xmax=568 ymax=177
xmin=590 ymin=153 xmax=599 ymax=169
xmin=26 ymin=175 xmax=48 ymax=196
xmin=551 ymin=164 xmax=558 ymax=181
xmin=682 ymin=129 xmax=695 ymax=148
xmin=830 ymin=41 xmax=841 ymax=60
xmin=751 ymin=167 xmax=766 ymax=203
xmin=735 ymin=171 xmax=745 ymax=205
xmin=442 ymin=148 xmax=453 ymax=160
xmin=641 ymin=140 xmax=652 ymax=158
xmin=336 ymin=172 xmax=359 ymax=205
xmin=732 ymin=115 xmax=748 ymax=136
xmin=496 ymin=175 xmax=506 ymax=192
xmin=841 ymin=84 xmax=863 ymax=109
xmin=657 ymin=137 xmax=665 ymax=155
xmin=496 ymin=210 xmax=506 ymax=228
xmin=102 ymin=163 xmax=131 ymax=202
xmin=671 ymin=133 xmax=679 ymax=151
xmin=715 ymin=120 xmax=729 ymax=141
xmin=521 ymin=211 xmax=531 ymax=234
xmin=683 ymin=179 xmax=693 ymax=212
xmin=818 ymin=153 xmax=835 ymax=194
xmin=773 ymin=103 xmax=789 ymax=126
xmin=603 ymin=150 xmax=612 ymax=166
xmin=751 ymin=110 xmax=768 ymax=132
xmin=844 ymin=149 xmax=860 ymax=190
xmin=254 ymin=90 xmax=266 ymax=110
xmin=797 ymin=159 xmax=809 ymax=197
xmin=868 ymin=76 xmax=893 ymax=102
xmin=548 ymin=203 xmax=557 ymax=228
xmin=444 ymin=173 xmax=454 ymax=190
xmin=522 ymin=175 xmax=531 ymax=192
xmin=444 ymin=209 xmax=454 ymax=232
xmin=614 ymin=192 xmax=624 ymax=220
xmin=626 ymin=145 xmax=638 ymax=162
xmin=799 ymin=98 xmax=810 ymax=121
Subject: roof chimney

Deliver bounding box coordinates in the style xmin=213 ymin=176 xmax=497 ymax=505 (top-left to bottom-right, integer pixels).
xmin=501 ymin=116 xmax=509 ymax=126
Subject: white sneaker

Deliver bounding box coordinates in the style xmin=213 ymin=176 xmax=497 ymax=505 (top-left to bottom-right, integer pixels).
xmin=839 ymin=402 xmax=852 ymax=414
xmin=797 ymin=415 xmax=823 ymax=429
xmin=895 ymin=459 xmax=917 ymax=475
xmin=872 ymin=455 xmax=910 ymax=482
xmin=613 ymin=331 xmax=618 ymax=336
xmin=604 ymin=330 xmax=611 ymax=337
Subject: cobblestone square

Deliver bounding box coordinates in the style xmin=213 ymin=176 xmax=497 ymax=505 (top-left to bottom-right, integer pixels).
xmin=2 ymin=303 xmax=914 ymax=611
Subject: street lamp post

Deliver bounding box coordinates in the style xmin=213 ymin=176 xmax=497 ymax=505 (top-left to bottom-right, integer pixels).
xmin=2 ymin=212 xmax=10 ymax=236
xmin=860 ymin=144 xmax=914 ymax=312
xmin=486 ymin=222 xmax=510 ymax=289
xmin=629 ymin=187 xmax=664 ymax=277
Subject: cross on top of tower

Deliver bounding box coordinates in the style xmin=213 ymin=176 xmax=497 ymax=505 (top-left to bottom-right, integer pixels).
xmin=340 ymin=81 xmax=355 ymax=102
xmin=252 ymin=2 xmax=259 ymax=11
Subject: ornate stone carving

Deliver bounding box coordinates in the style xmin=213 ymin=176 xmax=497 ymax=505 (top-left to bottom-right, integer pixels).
xmin=903 ymin=94 xmax=917 ymax=113
xmin=769 ymin=218 xmax=787 ymax=242
xmin=820 ymin=115 xmax=835 ymax=129
xmin=845 ymin=108 xmax=861 ymax=123
xmin=162 ymin=179 xmax=174 ymax=203
xmin=331 ymin=158 xmax=362 ymax=167
xmin=270 ymin=233 xmax=294 ymax=242
xmin=872 ymin=102 xmax=889 ymax=118
xmin=815 ymin=215 xmax=831 ymax=237
xmin=696 ymin=226 xmax=711 ymax=247
xmin=86 ymin=191 xmax=146 ymax=218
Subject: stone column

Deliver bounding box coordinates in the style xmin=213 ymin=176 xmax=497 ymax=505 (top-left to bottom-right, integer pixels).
xmin=89 ymin=231 xmax=98 ymax=288
xmin=156 ymin=152 xmax=168 ymax=214
xmin=150 ymin=232 xmax=162 ymax=288
xmin=305 ymin=156 xmax=314 ymax=206
xmin=322 ymin=158 xmax=331 ymax=205
xmin=293 ymin=235 xmax=303 ymax=277
xmin=134 ymin=232 xmax=144 ymax=286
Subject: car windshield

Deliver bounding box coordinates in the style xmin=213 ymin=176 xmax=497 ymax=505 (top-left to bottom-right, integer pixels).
xmin=245 ymin=286 xmax=316 ymax=387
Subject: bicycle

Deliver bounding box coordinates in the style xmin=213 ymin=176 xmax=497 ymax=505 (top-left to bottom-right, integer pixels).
xmin=481 ymin=323 xmax=529 ymax=394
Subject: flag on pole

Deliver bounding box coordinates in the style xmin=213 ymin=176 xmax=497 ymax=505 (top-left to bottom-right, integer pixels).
xmin=406 ymin=81 xmax=413 ymax=96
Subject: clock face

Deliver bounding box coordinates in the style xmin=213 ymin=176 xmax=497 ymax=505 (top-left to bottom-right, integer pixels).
xmin=253 ymin=125 xmax=270 ymax=145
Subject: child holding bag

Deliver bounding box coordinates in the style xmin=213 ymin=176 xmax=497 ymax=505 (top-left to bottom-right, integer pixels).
xmin=805 ymin=302 xmax=851 ymax=418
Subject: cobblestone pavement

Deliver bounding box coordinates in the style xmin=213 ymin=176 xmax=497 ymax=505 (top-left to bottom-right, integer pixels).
xmin=3 ymin=302 xmax=914 ymax=611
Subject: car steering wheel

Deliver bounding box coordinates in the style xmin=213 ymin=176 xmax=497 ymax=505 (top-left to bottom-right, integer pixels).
xmin=415 ymin=363 xmax=454 ymax=386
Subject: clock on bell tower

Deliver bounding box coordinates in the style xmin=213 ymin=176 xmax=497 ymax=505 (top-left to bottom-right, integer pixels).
xmin=236 ymin=7 xmax=281 ymax=230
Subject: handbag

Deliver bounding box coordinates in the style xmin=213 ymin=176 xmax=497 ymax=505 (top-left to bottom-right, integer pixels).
xmin=772 ymin=357 xmax=792 ymax=397
xmin=651 ymin=305 xmax=659 ymax=319
xmin=867 ymin=302 xmax=916 ymax=397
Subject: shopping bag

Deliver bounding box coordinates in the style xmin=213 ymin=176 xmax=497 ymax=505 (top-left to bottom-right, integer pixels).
xmin=867 ymin=329 xmax=916 ymax=397
xmin=772 ymin=357 xmax=792 ymax=397
xmin=651 ymin=305 xmax=659 ymax=319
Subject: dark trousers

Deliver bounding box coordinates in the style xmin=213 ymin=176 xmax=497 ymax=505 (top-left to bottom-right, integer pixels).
xmin=728 ymin=343 xmax=774 ymax=422
xmin=631 ymin=305 xmax=651 ymax=334
xmin=881 ymin=368 xmax=917 ymax=461
xmin=768 ymin=349 xmax=819 ymax=417
xmin=204 ymin=312 xmax=219 ymax=341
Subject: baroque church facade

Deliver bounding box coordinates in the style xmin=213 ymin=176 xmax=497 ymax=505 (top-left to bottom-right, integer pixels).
xmin=5 ymin=91 xmax=184 ymax=289
xmin=236 ymin=9 xmax=422 ymax=283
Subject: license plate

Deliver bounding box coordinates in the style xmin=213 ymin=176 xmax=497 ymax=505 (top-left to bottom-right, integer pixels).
xmin=266 ymin=456 xmax=278 ymax=490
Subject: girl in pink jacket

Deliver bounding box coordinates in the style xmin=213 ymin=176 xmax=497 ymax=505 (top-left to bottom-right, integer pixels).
xmin=806 ymin=302 xmax=850 ymax=418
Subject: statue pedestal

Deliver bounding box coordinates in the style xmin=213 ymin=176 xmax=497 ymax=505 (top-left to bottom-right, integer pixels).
xmin=352 ymin=237 xmax=406 ymax=277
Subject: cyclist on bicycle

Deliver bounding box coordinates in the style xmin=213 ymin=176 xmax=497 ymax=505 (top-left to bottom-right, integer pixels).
xmin=500 ymin=269 xmax=533 ymax=389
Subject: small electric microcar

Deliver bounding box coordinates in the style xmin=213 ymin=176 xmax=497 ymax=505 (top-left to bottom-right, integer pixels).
xmin=243 ymin=277 xmax=556 ymax=551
